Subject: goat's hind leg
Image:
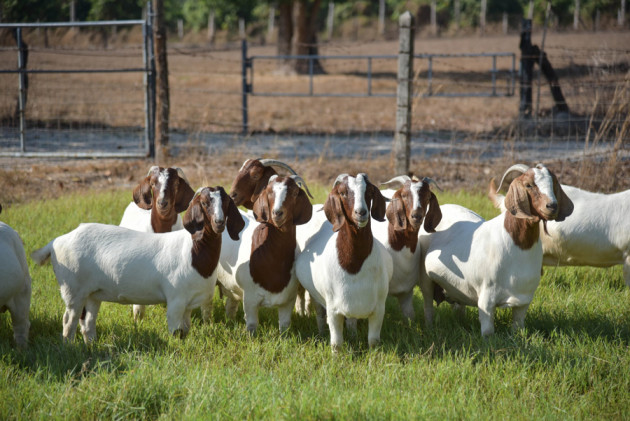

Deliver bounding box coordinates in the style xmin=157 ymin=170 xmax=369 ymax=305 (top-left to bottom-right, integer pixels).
xmin=62 ymin=302 xmax=85 ymax=343
xmin=79 ymin=297 xmax=102 ymax=344
xmin=8 ymin=280 xmax=31 ymax=348
xmin=624 ymin=253 xmax=630 ymax=288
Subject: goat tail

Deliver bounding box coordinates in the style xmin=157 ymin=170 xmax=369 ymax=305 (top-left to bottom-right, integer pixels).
xmin=488 ymin=178 xmax=507 ymax=213
xmin=30 ymin=240 xmax=53 ymax=265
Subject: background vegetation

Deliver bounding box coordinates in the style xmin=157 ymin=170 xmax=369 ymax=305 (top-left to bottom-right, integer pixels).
xmin=0 ymin=186 xmax=628 ymax=419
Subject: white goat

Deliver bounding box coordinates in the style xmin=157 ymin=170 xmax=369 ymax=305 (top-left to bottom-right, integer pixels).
xmin=30 ymin=187 xmax=244 ymax=343
xmin=119 ymin=166 xmax=195 ymax=321
xmin=490 ymin=163 xmax=630 ymax=288
xmin=296 ymin=173 xmax=392 ymax=351
xmin=0 ymin=205 xmax=32 ymax=348
xmin=371 ymin=175 xmax=442 ymax=321
xmin=215 ymin=175 xmax=313 ymax=334
xmin=419 ymin=164 xmax=574 ymax=336
xmin=227 ymin=158 xmax=327 ymax=315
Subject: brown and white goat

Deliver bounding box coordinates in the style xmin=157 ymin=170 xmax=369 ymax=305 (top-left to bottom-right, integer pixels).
xmin=419 ymin=164 xmax=573 ymax=336
xmin=295 ymin=173 xmax=393 ymax=352
xmin=119 ymin=166 xmax=195 ymax=321
xmin=215 ymin=175 xmax=313 ymax=334
xmin=371 ymin=175 xmax=442 ymax=321
xmin=31 ymin=187 xmax=244 ymax=342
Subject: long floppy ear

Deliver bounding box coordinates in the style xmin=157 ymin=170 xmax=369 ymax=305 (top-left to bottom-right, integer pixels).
xmin=385 ymin=192 xmax=407 ymax=231
xmin=174 ymin=177 xmax=196 ymax=213
xmin=505 ymin=179 xmax=536 ymax=220
xmin=253 ymin=190 xmax=271 ymax=223
xmin=132 ymin=176 xmax=153 ymax=210
xmin=324 ymin=192 xmax=345 ymax=232
xmin=183 ymin=195 xmax=205 ymax=241
xmin=222 ymin=187 xmax=245 ymax=241
xmin=293 ymin=188 xmax=313 ymax=226
xmin=368 ymin=183 xmax=387 ymax=222
xmin=423 ymin=192 xmax=442 ymax=233
xmin=250 ymin=167 xmax=275 ymax=204
xmin=552 ymin=174 xmax=574 ymax=222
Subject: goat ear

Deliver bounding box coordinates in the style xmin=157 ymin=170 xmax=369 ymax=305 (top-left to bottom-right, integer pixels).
xmin=369 ymin=184 xmax=387 ymax=222
xmin=183 ymin=197 xmax=205 ymax=241
xmin=250 ymin=167 xmax=274 ymax=205
xmin=253 ymin=191 xmax=271 ymax=223
xmin=552 ymin=175 xmax=574 ymax=222
xmin=423 ymin=192 xmax=442 ymax=233
xmin=223 ymin=189 xmax=245 ymax=241
xmin=505 ymin=180 xmax=535 ymax=220
xmin=174 ymin=178 xmax=196 ymax=213
xmin=132 ymin=176 xmax=153 ymax=210
xmin=324 ymin=192 xmax=345 ymax=232
xmin=386 ymin=194 xmax=407 ymax=231
xmin=293 ymin=189 xmax=313 ymax=226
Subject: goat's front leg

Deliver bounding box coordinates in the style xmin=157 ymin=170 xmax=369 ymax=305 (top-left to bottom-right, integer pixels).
xmin=166 ymin=300 xmax=189 ymax=338
xmin=242 ymin=295 xmax=260 ymax=336
xmin=277 ymin=299 xmax=295 ymax=333
xmin=315 ymin=303 xmax=327 ymax=335
xmin=327 ymin=311 xmax=345 ymax=352
xmin=397 ymin=290 xmax=416 ymax=322
xmin=418 ymin=277 xmax=436 ymax=328
xmin=477 ymin=288 xmax=496 ymax=337
xmin=132 ymin=304 xmax=146 ymax=322
xmin=367 ymin=301 xmax=386 ymax=349
xmin=511 ymin=303 xmax=530 ymax=331
xmin=79 ymin=297 xmax=101 ymax=344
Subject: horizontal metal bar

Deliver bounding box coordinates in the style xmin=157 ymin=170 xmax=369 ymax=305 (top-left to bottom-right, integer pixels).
xmin=0 ymin=20 xmax=144 ymax=28
xmin=0 ymin=151 xmax=148 ymax=158
xmin=250 ymin=52 xmax=515 ymax=60
xmin=251 ymin=92 xmax=513 ymax=98
xmin=0 ymin=68 xmax=149 ymax=74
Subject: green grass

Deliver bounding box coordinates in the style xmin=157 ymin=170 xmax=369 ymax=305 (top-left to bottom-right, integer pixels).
xmin=0 ymin=188 xmax=628 ymax=420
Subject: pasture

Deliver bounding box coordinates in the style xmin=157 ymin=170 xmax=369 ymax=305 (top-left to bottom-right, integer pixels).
xmin=1 ymin=186 xmax=628 ymax=419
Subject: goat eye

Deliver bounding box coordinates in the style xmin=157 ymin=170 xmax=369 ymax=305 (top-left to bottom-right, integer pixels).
xmin=526 ymin=184 xmax=532 ymax=188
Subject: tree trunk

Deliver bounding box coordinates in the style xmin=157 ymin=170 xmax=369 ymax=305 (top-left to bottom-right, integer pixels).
xmin=154 ymin=0 xmax=170 ymax=160
xmin=277 ymin=0 xmax=294 ymax=74
xmin=295 ymin=0 xmax=324 ymax=75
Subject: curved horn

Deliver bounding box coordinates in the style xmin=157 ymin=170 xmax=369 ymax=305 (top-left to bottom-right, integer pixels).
xmin=267 ymin=174 xmax=279 ymax=185
xmin=497 ymin=164 xmax=530 ymax=193
xmin=421 ymin=177 xmax=443 ymax=192
xmin=258 ymin=159 xmax=298 ymax=176
xmin=332 ymin=174 xmax=349 ymax=188
xmin=147 ymin=165 xmax=160 ymax=176
xmin=175 ymin=167 xmax=190 ymax=185
xmin=289 ymin=175 xmax=314 ymax=198
xmin=380 ymin=175 xmax=411 ymax=189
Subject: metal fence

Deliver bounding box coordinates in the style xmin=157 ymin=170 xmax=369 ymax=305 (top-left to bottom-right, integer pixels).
xmin=0 ymin=12 xmax=155 ymax=158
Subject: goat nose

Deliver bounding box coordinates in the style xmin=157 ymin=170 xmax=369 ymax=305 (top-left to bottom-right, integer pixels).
xmin=356 ymin=209 xmax=367 ymax=217
xmin=158 ymin=199 xmax=168 ymax=207
xmin=547 ymin=202 xmax=558 ymax=212
xmin=273 ymin=209 xmax=284 ymax=218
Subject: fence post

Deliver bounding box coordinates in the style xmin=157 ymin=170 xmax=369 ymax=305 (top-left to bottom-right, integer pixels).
xmin=519 ymin=19 xmax=534 ymax=118
xmin=393 ymin=11 xmax=414 ymax=176
xmin=16 ymin=27 xmax=26 ymax=152
xmin=242 ymin=39 xmax=249 ymax=135
xmin=144 ymin=0 xmax=156 ymax=158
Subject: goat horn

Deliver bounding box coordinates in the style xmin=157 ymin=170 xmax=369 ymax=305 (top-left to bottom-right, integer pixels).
xmin=289 ymin=175 xmax=314 ymax=199
xmin=497 ymin=164 xmax=530 ymax=192
xmin=422 ymin=177 xmax=443 ymax=192
xmin=258 ymin=159 xmax=298 ymax=176
xmin=267 ymin=174 xmax=279 ymax=185
xmin=380 ymin=175 xmax=411 ymax=189
xmin=333 ymin=174 xmax=349 ymax=188
xmin=147 ymin=165 xmax=160 ymax=176
xmin=175 ymin=167 xmax=190 ymax=185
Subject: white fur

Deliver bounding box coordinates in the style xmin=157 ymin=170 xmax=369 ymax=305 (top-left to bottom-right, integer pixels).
xmin=119 ymin=202 xmax=183 ymax=232
xmin=0 ymin=221 xmax=32 ymax=348
xmin=30 ymin=223 xmax=220 ymax=343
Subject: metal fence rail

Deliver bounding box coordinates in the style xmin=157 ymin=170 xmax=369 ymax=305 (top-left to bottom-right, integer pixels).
xmin=0 ymin=13 xmax=155 ymax=158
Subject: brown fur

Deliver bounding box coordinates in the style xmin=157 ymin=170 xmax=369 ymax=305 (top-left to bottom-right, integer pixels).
xmin=324 ymin=174 xmax=386 ymax=274
xmin=250 ymin=177 xmax=313 ymax=292
xmin=183 ymin=187 xmax=245 ymax=278
xmin=229 ymin=159 xmax=279 ymax=210
xmin=132 ymin=166 xmax=195 ymax=233
xmin=502 ymin=167 xmax=573 ymax=250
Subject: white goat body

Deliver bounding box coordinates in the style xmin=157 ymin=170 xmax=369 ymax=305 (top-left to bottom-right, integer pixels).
xmin=31 ymin=187 xmax=243 ymax=342
xmin=0 ymin=220 xmax=32 ymax=348
xmin=296 ymin=173 xmax=393 ymax=351
xmin=420 ymin=165 xmax=573 ymax=335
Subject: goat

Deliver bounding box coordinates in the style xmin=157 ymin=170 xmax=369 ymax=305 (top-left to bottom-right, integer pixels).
xmin=215 ymin=175 xmax=313 ymax=334
xmin=371 ymin=175 xmax=442 ymax=321
xmin=490 ymin=163 xmax=630 ymax=288
xmin=0 ymin=206 xmax=32 ymax=348
xmin=30 ymin=187 xmax=244 ymax=343
xmin=419 ymin=164 xmax=573 ymax=336
xmin=227 ymin=158 xmax=325 ymax=316
xmin=296 ymin=173 xmax=392 ymax=352
xmin=119 ymin=166 xmax=196 ymax=321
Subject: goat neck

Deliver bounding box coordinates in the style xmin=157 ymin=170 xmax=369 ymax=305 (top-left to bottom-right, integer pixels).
xmin=151 ymin=207 xmax=179 ymax=233
xmin=191 ymin=224 xmax=222 ymax=278
xmin=387 ymin=222 xmax=419 ymax=253
xmin=250 ymin=222 xmax=297 ymax=293
xmin=336 ymin=218 xmax=373 ymax=274
xmin=503 ymin=213 xmax=541 ymax=250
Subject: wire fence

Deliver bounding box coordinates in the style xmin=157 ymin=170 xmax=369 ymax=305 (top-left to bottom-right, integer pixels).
xmin=0 ymin=26 xmax=628 ymax=165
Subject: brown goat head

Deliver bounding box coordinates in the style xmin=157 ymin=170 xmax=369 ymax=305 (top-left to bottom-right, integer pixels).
xmin=132 ymin=166 xmax=195 ymax=214
xmin=229 ymin=159 xmax=279 ymax=210
xmin=253 ymin=176 xmax=313 ymax=231
xmin=386 ymin=178 xmax=442 ymax=233
xmin=184 ymin=186 xmax=245 ymax=242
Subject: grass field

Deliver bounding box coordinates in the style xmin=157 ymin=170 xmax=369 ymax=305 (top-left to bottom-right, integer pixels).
xmin=1 ymin=186 xmax=628 ymax=419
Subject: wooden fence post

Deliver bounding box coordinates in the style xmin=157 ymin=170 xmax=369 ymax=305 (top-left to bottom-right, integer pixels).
xmin=154 ymin=0 xmax=170 ymax=162
xmin=393 ymin=11 xmax=414 ymax=176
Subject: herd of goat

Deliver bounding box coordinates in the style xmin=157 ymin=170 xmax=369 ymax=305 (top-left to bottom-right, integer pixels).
xmin=1 ymin=159 xmax=629 ymax=352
